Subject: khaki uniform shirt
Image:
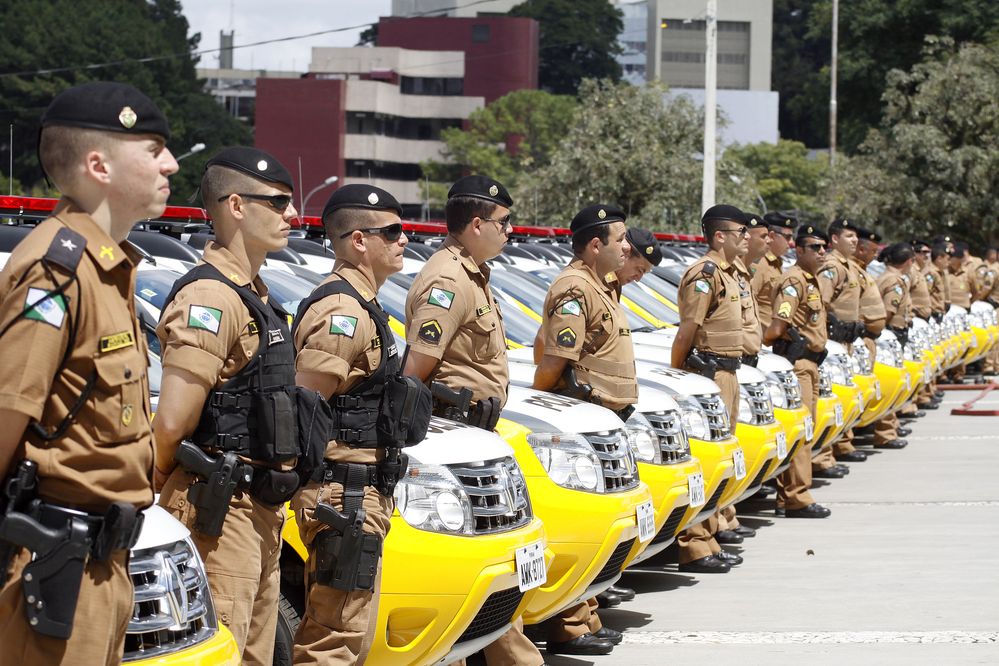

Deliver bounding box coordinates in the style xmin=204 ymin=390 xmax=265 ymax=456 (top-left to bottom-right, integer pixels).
xmin=0 ymin=203 xmax=153 ymax=512
xmin=734 ymin=259 xmax=761 ymax=355
xmin=947 ymin=266 xmax=972 ymax=308
xmin=750 ymin=252 xmax=783 ymax=331
xmin=853 ymin=258 xmax=887 ymax=333
xmin=987 ymin=261 xmax=999 ymax=304
xmin=541 ymin=258 xmax=637 ymax=410
xmin=908 ymin=264 xmax=932 ymax=319
xmin=818 ymin=249 xmax=861 ymax=322
xmin=970 ymin=258 xmax=994 ymax=301
xmin=405 ymin=237 xmax=508 ymax=406
xmin=877 ymin=266 xmax=911 ymax=328
xmin=677 ymin=249 xmax=743 ymax=358
xmin=294 ymin=263 xmax=388 ymax=464
xmin=924 ymin=263 xmax=946 ymax=314
xmin=772 ymin=265 xmax=827 ymax=352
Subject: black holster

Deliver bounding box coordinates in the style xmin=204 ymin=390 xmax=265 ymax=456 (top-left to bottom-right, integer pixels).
xmin=176 ymin=442 xmax=250 ymax=537
xmin=773 ymin=328 xmax=809 ymax=362
xmin=376 ymin=450 xmax=409 ymax=496
xmin=0 ymin=460 xmax=39 ymax=586
xmin=313 ymin=503 xmax=382 ymax=592
xmin=468 ymin=396 xmax=502 ymax=431
xmin=890 ymin=325 xmax=910 ymax=347
xmin=430 ymin=381 xmax=473 ymax=423
xmin=685 ymin=350 xmax=718 ymax=380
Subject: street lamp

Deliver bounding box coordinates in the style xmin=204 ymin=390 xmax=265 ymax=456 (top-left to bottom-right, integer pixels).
xmin=300 ymin=175 xmax=339 ymax=218
xmin=176 ymin=142 xmax=206 ymax=161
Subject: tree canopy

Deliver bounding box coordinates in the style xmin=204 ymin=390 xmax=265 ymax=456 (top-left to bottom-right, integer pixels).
xmin=0 ymin=0 xmax=250 ymax=202
xmin=724 ymin=139 xmax=829 ymax=215
xmin=509 ymin=0 xmax=624 ymax=95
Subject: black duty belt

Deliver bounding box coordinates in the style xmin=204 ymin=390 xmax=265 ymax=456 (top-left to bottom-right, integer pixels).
xmin=35 ymin=502 xmax=143 ymax=560
xmin=703 ymin=352 xmax=741 ymax=371
xmin=319 ymin=459 xmax=381 ymax=488
xmin=801 ymin=349 xmax=827 ymax=364
xmin=741 ymin=354 xmax=759 ymax=367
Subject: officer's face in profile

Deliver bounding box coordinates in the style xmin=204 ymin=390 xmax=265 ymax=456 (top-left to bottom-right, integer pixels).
xmin=599 ymin=221 xmax=629 ymax=274
xmin=361 ymin=209 xmax=408 ymax=276
xmin=475 ymin=204 xmax=512 ymax=260
xmin=831 ymin=229 xmax=858 ymax=256
xmin=769 ymin=228 xmax=793 ymax=256
xmin=104 ymin=134 xmax=179 ymax=237
xmin=855 ymin=239 xmax=878 ymax=265
xmin=795 ymin=238 xmax=826 ymax=273
xmin=616 ymin=249 xmax=651 ymax=286
xmin=746 ymin=226 xmax=770 ymax=259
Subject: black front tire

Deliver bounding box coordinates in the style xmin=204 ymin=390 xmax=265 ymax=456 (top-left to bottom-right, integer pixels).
xmin=273 ymin=593 xmax=301 ymax=666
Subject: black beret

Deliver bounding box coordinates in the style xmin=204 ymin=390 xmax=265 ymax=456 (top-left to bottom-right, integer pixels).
xmin=828 ymin=218 xmax=860 ymax=235
xmin=763 ymin=211 xmax=798 ymax=230
xmin=911 ymin=239 xmax=930 ymax=250
xmin=448 ymin=175 xmax=513 ymax=208
xmin=41 ymin=81 xmax=169 ymax=140
xmin=856 ymin=227 xmax=882 ymax=243
xmin=796 ymin=224 xmax=829 ymax=243
xmin=626 ymin=227 xmax=662 ymax=266
xmin=570 ymin=204 xmax=626 ymax=235
xmin=701 ymin=204 xmax=746 ymax=226
xmin=205 ymin=147 xmax=293 ymax=190
xmin=745 ymin=213 xmax=765 ymax=228
xmin=322 ymin=183 xmax=402 ymax=220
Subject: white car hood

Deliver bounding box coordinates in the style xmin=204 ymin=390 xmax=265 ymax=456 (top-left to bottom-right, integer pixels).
xmin=756 ymin=349 xmax=793 ymax=373
xmin=407 ymin=417 xmax=514 ymax=466
xmin=504 ymin=385 xmax=625 ymax=433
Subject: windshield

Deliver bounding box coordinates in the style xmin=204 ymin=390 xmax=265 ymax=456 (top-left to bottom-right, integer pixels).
xmin=258 ymin=269 xmax=316 ymax=314
xmin=136 ymin=269 xmax=183 ymax=310
xmin=622 ymin=282 xmax=679 ymax=327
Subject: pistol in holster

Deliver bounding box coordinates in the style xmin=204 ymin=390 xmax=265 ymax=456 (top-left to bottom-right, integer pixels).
xmin=375 ymin=449 xmax=409 ymax=496
xmin=773 ymin=328 xmax=808 ymax=362
xmin=0 ymin=460 xmax=38 ymax=586
xmin=430 ymin=381 xmax=473 ymax=424
xmin=313 ymin=502 xmax=382 ymax=592
xmin=467 ymin=396 xmax=502 ymax=431
xmin=561 ymin=366 xmax=597 ymax=404
xmin=685 ymin=350 xmax=718 ymax=380
xmin=176 ymin=442 xmax=251 ymax=537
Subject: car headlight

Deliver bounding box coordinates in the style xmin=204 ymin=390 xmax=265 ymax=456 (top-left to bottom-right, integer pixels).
xmin=527 ymin=432 xmax=605 ymax=493
xmin=625 ymin=412 xmax=660 ymax=464
xmin=676 ymin=395 xmax=710 ymax=440
xmin=737 ymin=392 xmax=753 ymax=424
xmin=825 ymin=361 xmax=847 ymax=385
xmin=764 ymin=375 xmax=788 ymax=409
xmin=396 ymin=463 xmax=475 ymax=535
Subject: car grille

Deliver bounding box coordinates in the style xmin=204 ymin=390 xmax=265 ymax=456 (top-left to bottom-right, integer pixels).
xmin=818 ymin=367 xmax=834 ymax=397
xmin=456 ymin=587 xmax=524 ymax=643
xmin=448 ymin=457 xmax=532 ymax=535
xmin=694 ymin=394 xmax=731 ymax=440
xmin=644 ymin=410 xmax=692 ymax=463
xmin=124 ymin=540 xmax=216 ymax=662
xmin=591 ymin=538 xmax=636 ymax=586
xmin=832 ymin=355 xmax=856 ymax=386
xmin=650 ymin=504 xmax=688 ymax=546
xmin=774 ymin=370 xmax=803 ymax=409
xmin=744 ymin=383 xmax=776 ymax=425
xmin=582 ymin=429 xmax=640 ymax=492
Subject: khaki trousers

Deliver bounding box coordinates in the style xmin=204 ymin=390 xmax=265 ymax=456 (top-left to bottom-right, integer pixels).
xmin=160 ymin=469 xmax=284 ymax=666
xmin=874 ymin=412 xmax=899 ymax=444
xmin=0 ymin=549 xmax=132 ymax=666
xmin=679 ymin=368 xmax=739 ymax=561
xmin=291 ymin=481 xmax=393 ymax=665
xmin=549 ymin=597 xmax=602 ymax=643
xmin=778 ymin=360 xmax=817 ymax=510
xmin=834 ymin=428 xmax=858 ymax=456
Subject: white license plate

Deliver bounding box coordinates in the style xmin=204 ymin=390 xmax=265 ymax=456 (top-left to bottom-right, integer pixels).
xmin=924 ymin=366 xmax=931 ymax=383
xmin=636 ymin=501 xmax=656 ymax=543
xmin=905 ymin=374 xmax=912 ymax=390
xmin=733 ymin=448 xmax=747 ymax=479
xmin=804 ymin=415 xmax=814 ymax=441
xmin=515 ymin=541 xmax=547 ymax=592
xmin=776 ymin=431 xmax=788 ymax=459
xmin=874 ymin=380 xmax=882 ymax=400
xmin=834 ymin=403 xmax=844 ymax=427
xmin=688 ymin=472 xmax=705 ymax=507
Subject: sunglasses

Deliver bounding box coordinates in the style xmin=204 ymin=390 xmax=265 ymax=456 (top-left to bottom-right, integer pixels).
xmin=775 ymin=231 xmax=795 ymax=241
xmin=220 ymin=192 xmax=293 ymax=212
xmin=339 ymin=222 xmax=404 ymax=242
xmin=802 ymin=243 xmax=827 ymax=252
xmin=719 ymin=226 xmax=749 ymax=237
xmin=481 ymin=213 xmax=514 ymax=227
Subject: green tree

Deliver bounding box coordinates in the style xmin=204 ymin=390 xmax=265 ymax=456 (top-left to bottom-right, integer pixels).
xmin=521 ymin=80 xmax=758 ymax=231
xmin=422 ymin=89 xmax=577 ymax=191
xmin=0 ymin=0 xmax=250 ymax=203
xmin=828 ymin=39 xmax=999 ymax=244
xmin=509 ymin=0 xmax=623 ymax=95
xmin=724 ymin=139 xmax=829 ymax=214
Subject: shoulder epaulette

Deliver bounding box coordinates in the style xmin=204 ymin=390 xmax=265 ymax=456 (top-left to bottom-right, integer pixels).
xmin=701 ymin=261 xmax=716 ymax=276
xmin=43 ymin=227 xmax=86 ymax=273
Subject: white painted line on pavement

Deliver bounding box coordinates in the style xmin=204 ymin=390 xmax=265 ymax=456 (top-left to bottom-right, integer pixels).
xmin=622 ymin=631 xmax=999 ymax=645
xmin=822 ymin=500 xmax=999 ymax=507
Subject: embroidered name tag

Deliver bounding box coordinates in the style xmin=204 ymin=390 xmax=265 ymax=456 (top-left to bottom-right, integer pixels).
xmin=99 ymin=331 xmax=135 ymax=353
xmin=476 ymin=304 xmax=492 ymax=316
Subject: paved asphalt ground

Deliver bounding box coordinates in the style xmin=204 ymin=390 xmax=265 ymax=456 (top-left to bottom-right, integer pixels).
xmin=544 ymin=388 xmax=999 ymax=665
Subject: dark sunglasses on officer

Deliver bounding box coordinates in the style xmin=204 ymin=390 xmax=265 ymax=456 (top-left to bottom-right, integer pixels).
xmin=220 ymin=192 xmax=293 ymax=213
xmin=339 ymin=222 xmax=405 ymax=242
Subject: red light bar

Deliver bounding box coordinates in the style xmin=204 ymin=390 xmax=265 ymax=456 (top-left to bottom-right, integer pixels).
xmin=552 ymin=227 xmax=571 ymax=237
xmin=159 ymin=205 xmax=209 ymax=221
xmin=509 ymin=225 xmax=556 ymax=237
xmin=0 ymin=195 xmax=58 ymax=214
xmin=402 ymin=221 xmax=447 ymax=235
xmin=293 ymin=215 xmax=323 ymax=229
xmin=654 ymin=232 xmax=705 ymax=243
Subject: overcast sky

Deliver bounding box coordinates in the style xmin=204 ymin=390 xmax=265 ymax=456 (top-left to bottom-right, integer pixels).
xmin=182 ymin=0 xmax=392 ymax=72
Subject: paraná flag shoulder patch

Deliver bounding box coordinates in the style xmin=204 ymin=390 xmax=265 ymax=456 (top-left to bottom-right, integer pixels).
xmin=418 ymin=320 xmax=442 ymax=345
xmin=693 ymin=279 xmax=710 ymax=294
xmin=559 ymin=299 xmax=582 ymax=316
xmin=329 ymin=315 xmax=358 ymax=337
xmin=556 ymin=327 xmax=576 ymax=348
xmin=428 ymin=287 xmax=455 ymax=310
xmin=23 ymin=288 xmax=66 ymax=329
xmin=783 ymin=285 xmax=798 ymax=298
xmin=188 ymin=305 xmax=222 ymax=334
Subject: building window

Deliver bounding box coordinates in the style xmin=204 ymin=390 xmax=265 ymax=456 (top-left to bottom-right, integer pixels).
xmin=659 ymin=18 xmax=751 ymax=90
xmin=400 ymin=76 xmax=464 ymax=96
xmin=346 ymin=160 xmax=424 ymax=181
xmin=346 ymin=112 xmax=463 ymax=140
xmin=472 ymin=24 xmax=491 ymax=43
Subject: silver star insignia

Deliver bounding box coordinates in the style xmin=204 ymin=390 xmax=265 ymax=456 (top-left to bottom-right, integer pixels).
xmin=60 ymin=238 xmax=76 ymax=251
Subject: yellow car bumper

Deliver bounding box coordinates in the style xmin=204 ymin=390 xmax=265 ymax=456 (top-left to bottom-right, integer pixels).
xmin=831 ymin=383 xmax=864 ymax=432
xmin=859 ymin=362 xmax=908 ymax=427
xmin=625 ymin=457 xmax=701 ymax=566
xmin=725 ymin=421 xmax=781 ymax=505
xmin=678 ymin=436 xmax=739 ymax=532
xmin=129 ymin=626 xmax=241 ymax=665
xmin=771 ymin=405 xmax=810 ymax=478
xmin=810 ymin=394 xmax=842 ymax=458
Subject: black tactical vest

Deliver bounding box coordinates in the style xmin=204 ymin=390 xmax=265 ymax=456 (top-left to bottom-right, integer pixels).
xmin=162 ymin=264 xmax=300 ymax=463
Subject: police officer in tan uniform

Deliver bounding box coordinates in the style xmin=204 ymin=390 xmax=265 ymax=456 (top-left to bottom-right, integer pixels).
xmin=533 ymin=203 xmax=636 ymax=656
xmin=404 ymin=176 xmax=546 ymax=666
xmin=0 ymin=82 xmax=175 ymax=664
xmin=815 ymin=219 xmax=866 ymax=472
xmin=926 ymin=243 xmax=950 ymax=318
xmin=672 ymin=204 xmax=749 ymax=573
xmin=852 ymin=228 xmax=888 ymax=359
xmin=948 ymin=247 xmax=973 ymax=309
xmin=291 ymin=185 xmax=431 ymax=664
xmin=910 ymin=241 xmax=943 ymax=408
xmin=751 ymin=213 xmax=797 ymax=332
xmin=154 ymin=148 xmax=303 ymax=665
xmin=763 ymin=225 xmax=832 ymax=519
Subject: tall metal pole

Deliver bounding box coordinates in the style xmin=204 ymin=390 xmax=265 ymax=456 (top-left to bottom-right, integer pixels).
xmin=701 ymin=0 xmax=718 ymax=214
xmin=829 ymin=0 xmax=839 ymax=167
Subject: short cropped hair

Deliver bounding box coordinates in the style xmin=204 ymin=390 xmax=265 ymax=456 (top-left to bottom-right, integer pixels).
xmin=571 ymin=224 xmax=611 ymax=255
xmin=201 ymin=165 xmax=265 ymax=218
xmin=325 ymin=207 xmax=380 ymax=244
xmin=38 ymin=126 xmax=112 ymax=190
xmin=445 ymin=196 xmax=496 ymax=234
